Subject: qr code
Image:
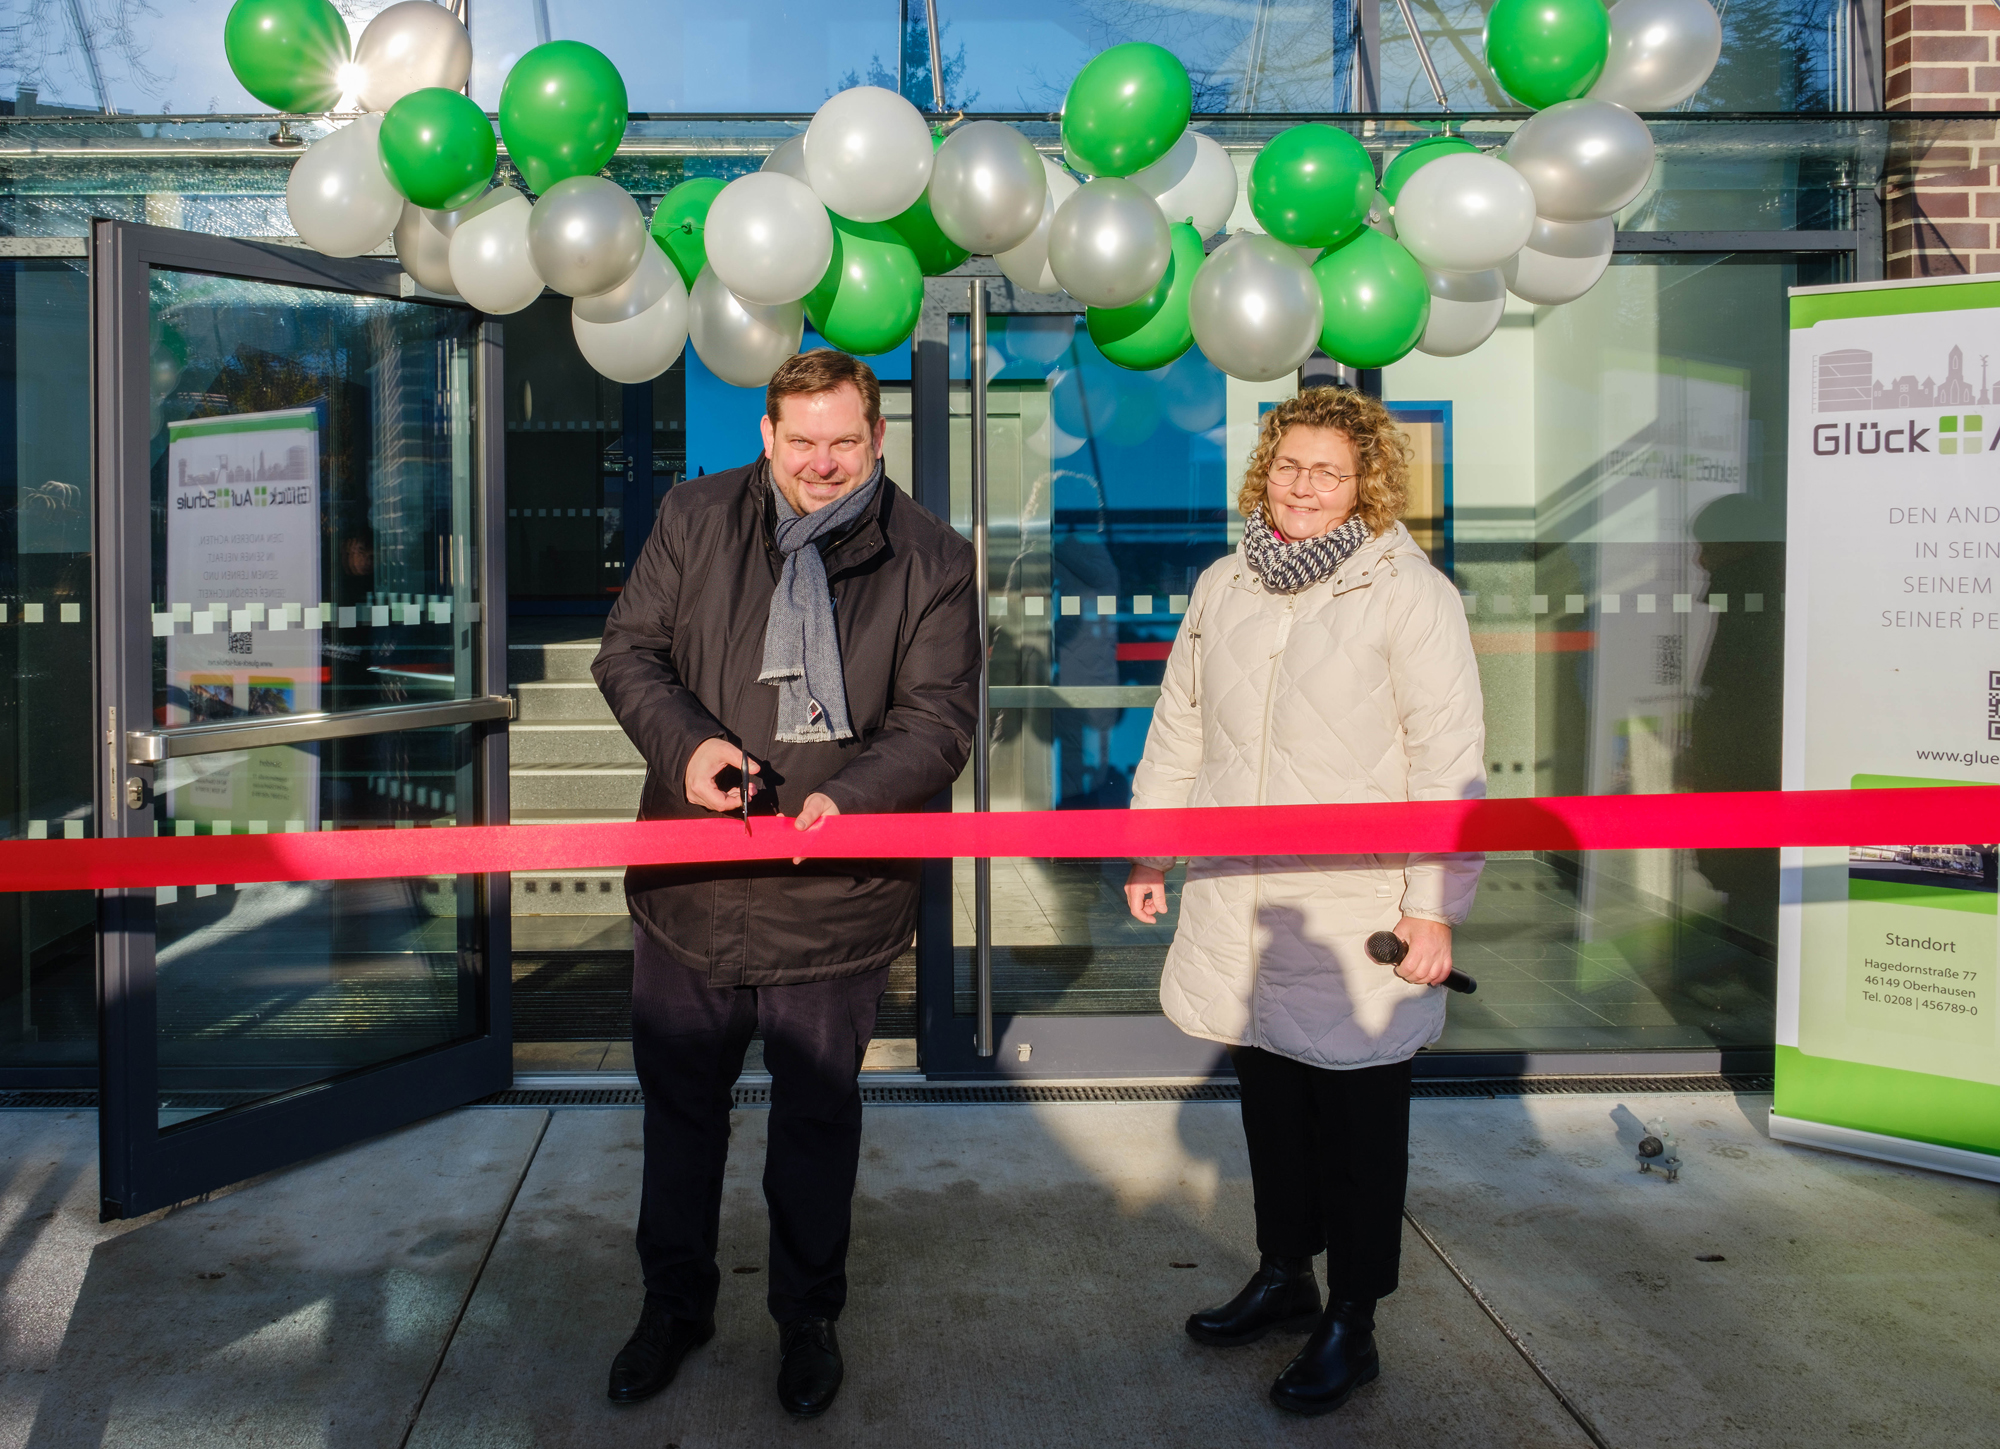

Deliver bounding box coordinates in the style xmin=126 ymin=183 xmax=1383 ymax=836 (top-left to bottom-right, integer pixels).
xmin=228 ymin=631 xmax=252 ymax=656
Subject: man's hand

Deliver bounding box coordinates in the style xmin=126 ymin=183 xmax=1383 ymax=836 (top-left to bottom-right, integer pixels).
xmin=793 ymin=792 xmax=839 ymax=864
xmin=684 ymin=736 xmax=758 ymax=812
xmin=1124 ymin=864 xmax=1169 ymax=923
xmin=1391 ymin=916 xmax=1453 ymax=987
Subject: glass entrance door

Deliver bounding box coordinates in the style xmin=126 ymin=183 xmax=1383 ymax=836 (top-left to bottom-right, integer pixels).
xmin=93 ymin=222 xmax=511 ymax=1218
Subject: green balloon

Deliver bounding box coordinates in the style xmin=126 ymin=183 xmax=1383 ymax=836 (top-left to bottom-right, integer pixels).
xmin=649 ymin=176 xmax=725 ymax=290
xmin=1248 ymin=124 xmax=1375 ymax=249
xmin=1382 ymin=136 xmax=1481 ymax=203
xmin=1484 ymin=0 xmax=1611 ymax=110
xmin=1312 ymin=229 xmax=1430 ymax=370
xmin=1060 ymin=43 xmax=1193 ymax=178
xmin=888 ymin=193 xmax=969 ymax=277
xmin=498 ymin=40 xmax=629 ymax=194
xmin=1086 ymin=222 xmax=1203 ymax=372
xmin=805 ymin=214 xmax=926 ymax=357
xmin=379 ymin=89 xmax=496 ymax=210
xmin=223 ymin=0 xmax=349 ymax=113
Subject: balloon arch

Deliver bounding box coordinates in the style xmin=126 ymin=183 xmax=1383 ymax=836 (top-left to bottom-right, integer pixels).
xmin=227 ymin=0 xmax=1722 ymax=389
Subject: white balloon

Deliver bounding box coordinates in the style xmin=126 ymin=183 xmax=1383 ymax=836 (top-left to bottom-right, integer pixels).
xmin=1416 ymin=266 xmax=1506 ymax=357
xmin=1503 ymin=100 xmax=1657 ymax=223
xmin=1047 ymin=178 xmax=1171 ymax=308
xmin=393 ymin=200 xmax=462 ymax=295
xmin=574 ymin=247 xmax=690 ymax=383
xmin=703 ymin=171 xmax=834 ymax=307
xmin=527 ymin=176 xmax=648 ymax=299
xmin=762 ymin=133 xmax=812 ymax=184
xmin=1501 ymin=215 xmax=1614 ymax=306
xmin=927 ymin=121 xmax=1048 ymax=255
xmin=447 ymin=186 xmax=545 ymax=315
xmin=804 ymin=85 xmax=934 ymax=224
xmin=1394 ymin=152 xmax=1536 ymax=274
xmin=994 ymin=159 xmax=1081 ymax=295
xmin=688 ymin=266 xmax=803 ymax=388
xmin=1589 ymin=0 xmax=1723 ymax=111
xmin=286 ymin=113 xmax=402 ymax=257
xmin=352 ymin=0 xmax=473 ymax=112
xmin=1130 ymin=131 xmax=1238 ymax=240
xmin=1188 ymin=232 xmax=1323 ymax=384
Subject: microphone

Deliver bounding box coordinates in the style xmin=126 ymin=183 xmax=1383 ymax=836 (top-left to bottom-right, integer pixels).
xmin=1366 ymin=931 xmax=1477 ymax=995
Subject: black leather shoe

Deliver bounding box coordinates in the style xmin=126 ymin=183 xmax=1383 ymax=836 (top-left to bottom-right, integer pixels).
xmin=776 ymin=1317 xmax=844 ymax=1419
xmin=606 ymin=1300 xmax=715 ymax=1404
xmin=1270 ymin=1300 xmax=1380 ymax=1417
xmin=1185 ymin=1255 xmax=1322 ymax=1347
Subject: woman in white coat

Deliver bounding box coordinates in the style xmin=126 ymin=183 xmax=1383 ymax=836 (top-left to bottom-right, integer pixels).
xmin=1125 ymin=386 xmax=1485 ymax=1417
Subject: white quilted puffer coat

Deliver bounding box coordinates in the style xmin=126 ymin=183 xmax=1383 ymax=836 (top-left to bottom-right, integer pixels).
xmin=1131 ymin=520 xmax=1486 ymax=1070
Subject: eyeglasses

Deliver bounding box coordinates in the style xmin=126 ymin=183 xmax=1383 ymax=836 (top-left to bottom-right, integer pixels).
xmin=1269 ymin=461 xmax=1358 ymax=492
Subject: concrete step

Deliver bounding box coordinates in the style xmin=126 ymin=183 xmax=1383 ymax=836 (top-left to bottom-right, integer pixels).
xmin=509 ymin=763 xmax=644 ymax=814
xmin=509 ymin=722 xmax=641 ymax=765
xmin=511 ymin=681 xmax=616 ymax=722
xmin=511 ymin=871 xmax=628 ymax=912
xmin=507 ymin=639 xmax=600 ymax=684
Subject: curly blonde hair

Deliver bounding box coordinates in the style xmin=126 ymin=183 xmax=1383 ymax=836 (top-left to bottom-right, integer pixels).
xmin=1237 ymin=387 xmax=1410 ymax=536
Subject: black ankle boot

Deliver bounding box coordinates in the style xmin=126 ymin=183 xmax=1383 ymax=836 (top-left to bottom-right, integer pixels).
xmin=1185 ymin=1255 xmax=1322 ymax=1347
xmin=1269 ymin=1298 xmax=1380 ymax=1416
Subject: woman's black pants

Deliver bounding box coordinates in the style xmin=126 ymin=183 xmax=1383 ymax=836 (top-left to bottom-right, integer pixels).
xmin=1230 ymin=1046 xmax=1413 ymax=1302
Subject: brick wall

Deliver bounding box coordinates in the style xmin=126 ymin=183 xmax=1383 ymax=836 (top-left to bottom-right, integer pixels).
xmin=1885 ymin=1 xmax=2000 ymax=277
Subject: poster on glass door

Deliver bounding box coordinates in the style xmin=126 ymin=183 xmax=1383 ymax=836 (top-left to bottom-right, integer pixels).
xmin=1779 ymin=274 xmax=2000 ymax=1182
xmin=163 ymin=407 xmax=322 ymax=832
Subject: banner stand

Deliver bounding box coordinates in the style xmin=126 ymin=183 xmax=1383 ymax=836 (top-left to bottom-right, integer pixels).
xmin=1779 ymin=273 xmax=2000 ymax=1183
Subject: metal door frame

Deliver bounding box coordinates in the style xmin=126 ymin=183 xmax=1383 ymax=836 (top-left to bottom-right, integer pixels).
xmin=910 ymin=272 xmax=1230 ymax=1080
xmin=91 ymin=220 xmax=512 ymax=1218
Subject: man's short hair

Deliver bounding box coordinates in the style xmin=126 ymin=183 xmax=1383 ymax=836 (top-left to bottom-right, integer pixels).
xmin=766 ymin=349 xmax=882 ymax=431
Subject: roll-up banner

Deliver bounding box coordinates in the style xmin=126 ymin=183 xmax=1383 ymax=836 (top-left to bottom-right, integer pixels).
xmin=1779 ymin=274 xmax=2000 ymax=1182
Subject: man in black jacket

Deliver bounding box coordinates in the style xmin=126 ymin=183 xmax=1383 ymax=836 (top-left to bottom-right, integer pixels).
xmin=591 ymin=349 xmax=977 ymax=1418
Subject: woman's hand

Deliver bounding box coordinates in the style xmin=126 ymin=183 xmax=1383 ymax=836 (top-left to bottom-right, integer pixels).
xmin=1125 ymin=865 xmax=1169 ymax=923
xmin=1391 ymin=916 xmax=1453 ymax=986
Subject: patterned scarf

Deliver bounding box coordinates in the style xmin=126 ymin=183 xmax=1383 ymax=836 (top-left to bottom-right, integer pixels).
xmin=1242 ymin=512 xmax=1372 ymax=595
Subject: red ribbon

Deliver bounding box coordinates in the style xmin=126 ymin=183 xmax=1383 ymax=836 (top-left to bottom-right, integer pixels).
xmin=0 ymin=786 xmax=1990 ymax=893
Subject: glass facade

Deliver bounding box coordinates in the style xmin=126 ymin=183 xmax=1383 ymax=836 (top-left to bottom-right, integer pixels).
xmin=0 ymin=0 xmax=1986 ymax=1074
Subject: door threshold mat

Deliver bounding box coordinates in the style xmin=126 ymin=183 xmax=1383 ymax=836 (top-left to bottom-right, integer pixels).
xmin=0 ymin=1073 xmax=1774 ymax=1113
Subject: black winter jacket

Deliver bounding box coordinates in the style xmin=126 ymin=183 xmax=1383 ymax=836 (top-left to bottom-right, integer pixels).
xmin=592 ymin=459 xmax=978 ymax=985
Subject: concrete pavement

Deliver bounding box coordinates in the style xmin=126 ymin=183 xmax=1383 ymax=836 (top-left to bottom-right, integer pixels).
xmin=1 ymin=1091 xmax=1994 ymax=1448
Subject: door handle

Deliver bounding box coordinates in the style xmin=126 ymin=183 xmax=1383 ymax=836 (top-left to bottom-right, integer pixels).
xmin=126 ymin=694 xmax=515 ymax=763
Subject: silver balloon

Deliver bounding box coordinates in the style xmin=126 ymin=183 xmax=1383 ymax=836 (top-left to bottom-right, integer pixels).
xmin=1394 ymin=152 xmax=1537 ymax=274
xmin=352 ymin=0 xmax=472 ymax=112
xmin=994 ymin=159 xmax=1080 ymax=295
xmin=574 ymin=246 xmax=690 ymax=384
xmin=1046 ymin=178 xmax=1171 ymax=309
xmin=1503 ymin=100 xmax=1658 ymax=223
xmin=927 ymin=120 xmax=1047 ymax=255
xmin=447 ymin=185 xmax=545 ymax=315
xmin=1365 ymin=189 xmax=1396 ymax=239
xmin=394 ymin=200 xmax=462 ymax=295
xmin=1415 ymin=266 xmax=1506 ymax=358
xmin=527 ymin=176 xmax=648 ymax=299
xmin=688 ymin=266 xmax=803 ymax=388
xmin=804 ymin=85 xmax=934 ymax=224
xmin=1501 ymin=215 xmax=1614 ymax=306
xmin=761 ymin=133 xmax=812 ymax=184
xmin=1188 ymin=232 xmax=1323 ymax=384
xmin=1130 ymin=130 xmax=1239 ymax=240
xmin=703 ymin=171 xmax=834 ymax=307
xmin=286 ymin=113 xmax=402 ymax=258
xmin=1589 ymin=0 xmax=1723 ymax=111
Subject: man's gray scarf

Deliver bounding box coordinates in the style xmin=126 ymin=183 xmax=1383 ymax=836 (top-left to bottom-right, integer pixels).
xmin=759 ymin=461 xmax=883 ymax=743
xmin=1242 ymin=512 xmax=1371 ymax=595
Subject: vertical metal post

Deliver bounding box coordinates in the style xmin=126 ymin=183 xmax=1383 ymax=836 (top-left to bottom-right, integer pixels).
xmin=924 ymin=0 xmax=948 ymax=114
xmin=970 ymin=280 xmax=994 ymax=1058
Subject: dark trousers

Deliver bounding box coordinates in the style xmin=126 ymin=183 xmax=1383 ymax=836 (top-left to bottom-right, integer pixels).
xmin=1231 ymin=1046 xmax=1413 ymax=1303
xmin=631 ymin=927 xmax=886 ymax=1325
